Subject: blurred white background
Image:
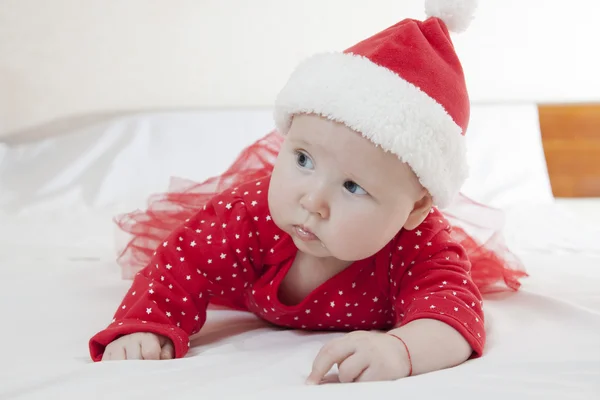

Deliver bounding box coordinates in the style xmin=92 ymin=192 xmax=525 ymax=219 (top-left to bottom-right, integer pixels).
xmin=1 ymin=0 xmax=600 ymax=139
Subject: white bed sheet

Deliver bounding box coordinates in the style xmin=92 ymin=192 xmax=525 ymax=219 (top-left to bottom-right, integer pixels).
xmin=1 ymin=108 xmax=599 ymax=399
xmin=1 ymin=205 xmax=599 ymax=400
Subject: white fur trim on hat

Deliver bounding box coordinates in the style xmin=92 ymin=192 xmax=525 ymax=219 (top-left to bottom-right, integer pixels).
xmin=273 ymin=52 xmax=468 ymax=208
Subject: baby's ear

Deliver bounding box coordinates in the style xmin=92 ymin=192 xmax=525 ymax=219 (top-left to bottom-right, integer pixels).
xmin=403 ymin=192 xmax=433 ymax=230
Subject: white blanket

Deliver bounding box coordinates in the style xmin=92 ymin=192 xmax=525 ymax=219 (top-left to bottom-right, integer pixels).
xmin=1 ymin=209 xmax=599 ymax=399
xmin=1 ymin=107 xmax=599 ymax=399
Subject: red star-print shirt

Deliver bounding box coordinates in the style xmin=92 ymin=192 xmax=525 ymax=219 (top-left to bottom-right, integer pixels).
xmin=89 ymin=176 xmax=485 ymax=361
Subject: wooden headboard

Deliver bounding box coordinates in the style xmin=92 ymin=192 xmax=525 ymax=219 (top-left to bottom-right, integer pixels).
xmin=538 ymin=104 xmax=600 ymax=198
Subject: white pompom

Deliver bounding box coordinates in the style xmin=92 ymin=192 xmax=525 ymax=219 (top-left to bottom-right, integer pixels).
xmin=425 ymin=0 xmax=478 ymax=33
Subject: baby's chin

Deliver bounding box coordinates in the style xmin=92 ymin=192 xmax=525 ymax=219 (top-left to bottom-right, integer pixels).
xmin=291 ymin=236 xmax=365 ymax=262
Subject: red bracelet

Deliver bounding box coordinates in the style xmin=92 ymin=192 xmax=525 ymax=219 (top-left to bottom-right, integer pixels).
xmin=388 ymin=333 xmax=413 ymax=376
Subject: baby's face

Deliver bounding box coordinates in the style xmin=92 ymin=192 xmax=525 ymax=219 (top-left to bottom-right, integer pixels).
xmin=268 ymin=114 xmax=428 ymax=262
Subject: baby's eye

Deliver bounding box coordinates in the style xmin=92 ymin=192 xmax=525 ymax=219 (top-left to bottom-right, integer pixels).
xmin=343 ymin=181 xmax=367 ymax=195
xmin=295 ymin=151 xmax=314 ymax=169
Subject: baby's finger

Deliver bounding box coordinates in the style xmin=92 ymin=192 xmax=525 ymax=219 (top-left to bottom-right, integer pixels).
xmin=354 ymin=366 xmax=377 ymax=383
xmin=338 ymin=354 xmax=369 ymax=383
xmin=102 ymin=344 xmax=125 ymax=361
xmin=306 ymin=340 xmax=355 ymax=385
xmin=124 ymin=340 xmax=143 ymax=360
xmin=160 ymin=340 xmax=175 ymax=360
xmin=140 ymin=335 xmax=162 ymax=360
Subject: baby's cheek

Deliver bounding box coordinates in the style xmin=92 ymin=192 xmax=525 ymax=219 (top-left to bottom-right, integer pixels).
xmin=334 ymin=220 xmax=385 ymax=260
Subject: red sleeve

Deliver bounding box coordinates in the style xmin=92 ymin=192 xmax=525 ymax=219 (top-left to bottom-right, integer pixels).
xmin=89 ymin=181 xmax=268 ymax=361
xmin=389 ymin=213 xmax=486 ymax=356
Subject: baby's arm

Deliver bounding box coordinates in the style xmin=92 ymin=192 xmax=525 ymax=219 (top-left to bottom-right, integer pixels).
xmin=390 ymin=229 xmax=485 ymax=375
xmin=89 ymin=188 xmax=265 ymax=361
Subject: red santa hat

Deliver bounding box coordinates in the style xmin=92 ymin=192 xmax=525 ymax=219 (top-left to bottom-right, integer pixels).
xmin=274 ymin=0 xmax=478 ymax=208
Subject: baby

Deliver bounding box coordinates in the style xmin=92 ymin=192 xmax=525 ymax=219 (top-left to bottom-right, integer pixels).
xmin=89 ymin=0 xmax=518 ymax=384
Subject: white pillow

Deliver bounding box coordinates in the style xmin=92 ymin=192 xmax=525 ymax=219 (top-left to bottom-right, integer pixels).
xmin=460 ymin=103 xmax=554 ymax=208
xmin=0 ymin=105 xmax=553 ymax=214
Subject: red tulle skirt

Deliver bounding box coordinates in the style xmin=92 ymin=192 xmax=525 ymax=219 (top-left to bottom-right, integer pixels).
xmin=114 ymin=131 xmax=527 ymax=294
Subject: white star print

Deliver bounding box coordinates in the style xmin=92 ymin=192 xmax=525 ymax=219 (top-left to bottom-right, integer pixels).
xmin=339 ymin=290 xmax=343 ymax=295
xmin=416 ymin=230 xmax=422 ymax=236
xmin=208 ymin=259 xmax=213 ymax=264
xmin=454 ymin=307 xmax=459 ymax=311
xmin=373 ymin=297 xmax=379 ymax=302
xmin=251 ymin=201 xmax=258 ymax=206
xmin=226 ymin=203 xmax=232 ymax=209
xmin=430 ymin=305 xmax=436 ymax=309
xmin=415 ymin=244 xmax=420 ymax=249
xmin=398 ymin=246 xmax=403 ymax=251
xmin=345 ymin=303 xmax=350 ymax=307
xmin=183 ymin=297 xmax=188 ymax=302
xmin=163 ymin=241 xmax=168 ymax=247
xmin=347 ymin=313 xmax=352 ymax=317
xmin=352 ymin=282 xmax=356 ymax=288
xmin=266 ymin=215 xmax=272 ymax=221
xmin=220 ymin=253 xmax=226 ymax=259
xmin=414 ymin=286 xmax=419 ymax=290
xmin=180 ymin=257 xmax=185 ymax=262
xmin=305 ymin=309 xmax=311 ymax=314
xmin=132 ymin=291 xmax=136 ymax=296
xmin=149 ymin=289 xmax=154 ymax=294
xmin=146 ymin=308 xmax=152 ymax=314
xmin=166 ymin=312 xmax=171 ymax=317
xmin=274 ymin=235 xmax=280 ymax=240
xmin=186 ymin=275 xmax=191 ymax=280
xmin=121 ymin=305 xmax=126 ymax=309
xmin=330 ymin=301 xmax=335 ymax=307
xmin=190 ymin=241 xmax=196 ymax=247
xmin=216 ymin=276 xmax=222 ymax=281
xmin=169 ymin=285 xmax=173 ymax=289
xmin=166 ymin=264 xmax=172 ymax=270
xmin=427 ymin=242 xmax=432 ymax=246
xmin=176 ymin=247 xmax=181 ymax=251
xmin=463 ymin=280 xmax=468 ymax=284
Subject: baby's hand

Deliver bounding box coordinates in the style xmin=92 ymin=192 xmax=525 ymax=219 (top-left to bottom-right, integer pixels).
xmin=101 ymin=332 xmax=174 ymax=361
xmin=306 ymin=331 xmax=410 ymax=384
